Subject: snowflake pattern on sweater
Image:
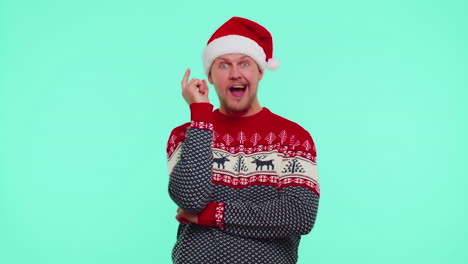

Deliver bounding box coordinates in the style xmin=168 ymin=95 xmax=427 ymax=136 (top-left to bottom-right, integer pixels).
xmin=167 ymin=103 xmax=319 ymax=264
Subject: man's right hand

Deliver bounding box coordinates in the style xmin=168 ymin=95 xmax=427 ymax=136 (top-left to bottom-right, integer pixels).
xmin=181 ymin=68 xmax=209 ymax=105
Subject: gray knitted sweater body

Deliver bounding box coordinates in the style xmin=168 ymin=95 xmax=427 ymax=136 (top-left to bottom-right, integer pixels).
xmin=167 ymin=104 xmax=320 ymax=264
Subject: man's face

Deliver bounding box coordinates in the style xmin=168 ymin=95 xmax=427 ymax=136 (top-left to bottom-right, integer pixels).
xmin=208 ymin=53 xmax=263 ymax=117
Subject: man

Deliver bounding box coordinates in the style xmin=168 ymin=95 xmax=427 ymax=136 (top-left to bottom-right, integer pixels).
xmin=167 ymin=17 xmax=320 ymax=264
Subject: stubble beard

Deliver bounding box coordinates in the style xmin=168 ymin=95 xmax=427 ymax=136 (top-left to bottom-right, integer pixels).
xmin=220 ymin=94 xmax=258 ymax=115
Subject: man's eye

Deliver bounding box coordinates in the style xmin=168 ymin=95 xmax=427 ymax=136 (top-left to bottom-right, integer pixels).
xmin=241 ymin=62 xmax=249 ymax=66
xmin=220 ymin=63 xmax=228 ymax=68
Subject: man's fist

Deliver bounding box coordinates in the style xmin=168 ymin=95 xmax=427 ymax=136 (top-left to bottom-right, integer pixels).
xmin=176 ymin=208 xmax=198 ymax=224
xmin=181 ymin=69 xmax=209 ymax=105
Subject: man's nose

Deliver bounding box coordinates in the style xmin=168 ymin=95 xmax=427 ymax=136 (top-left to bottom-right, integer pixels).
xmin=229 ymin=66 xmax=241 ymax=79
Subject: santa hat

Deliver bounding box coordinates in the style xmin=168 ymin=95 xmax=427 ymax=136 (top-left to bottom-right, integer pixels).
xmin=202 ymin=17 xmax=280 ymax=75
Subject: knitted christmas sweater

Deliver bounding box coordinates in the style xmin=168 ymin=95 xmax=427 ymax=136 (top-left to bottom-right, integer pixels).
xmin=167 ymin=103 xmax=320 ymax=264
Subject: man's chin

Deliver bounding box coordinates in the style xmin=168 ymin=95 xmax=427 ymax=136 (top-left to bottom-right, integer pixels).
xmin=226 ymin=106 xmax=249 ymax=114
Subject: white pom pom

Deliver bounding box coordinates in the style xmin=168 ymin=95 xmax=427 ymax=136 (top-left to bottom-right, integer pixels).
xmin=266 ymin=57 xmax=280 ymax=71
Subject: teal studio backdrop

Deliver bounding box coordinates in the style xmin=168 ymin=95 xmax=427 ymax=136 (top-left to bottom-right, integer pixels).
xmin=1 ymin=0 xmax=467 ymax=263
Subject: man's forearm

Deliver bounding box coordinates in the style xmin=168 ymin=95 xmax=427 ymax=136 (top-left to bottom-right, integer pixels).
xmin=195 ymin=186 xmax=319 ymax=239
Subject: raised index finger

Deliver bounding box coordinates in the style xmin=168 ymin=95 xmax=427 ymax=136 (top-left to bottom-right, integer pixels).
xmin=181 ymin=68 xmax=191 ymax=87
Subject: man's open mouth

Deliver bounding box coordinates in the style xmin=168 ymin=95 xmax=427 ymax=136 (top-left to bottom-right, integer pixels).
xmin=229 ymin=85 xmax=247 ymax=97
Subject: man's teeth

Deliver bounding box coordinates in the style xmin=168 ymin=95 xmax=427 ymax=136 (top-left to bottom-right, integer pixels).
xmin=231 ymin=85 xmax=246 ymax=89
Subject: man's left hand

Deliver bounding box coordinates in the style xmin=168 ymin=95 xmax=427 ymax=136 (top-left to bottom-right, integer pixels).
xmin=176 ymin=208 xmax=198 ymax=224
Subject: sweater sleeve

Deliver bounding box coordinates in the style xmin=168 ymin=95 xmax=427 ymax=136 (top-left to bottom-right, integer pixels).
xmin=168 ymin=103 xmax=215 ymax=213
xmin=198 ymin=131 xmax=320 ymax=239
xmin=198 ymin=186 xmax=319 ymax=239
xmin=222 ymin=186 xmax=319 ymax=238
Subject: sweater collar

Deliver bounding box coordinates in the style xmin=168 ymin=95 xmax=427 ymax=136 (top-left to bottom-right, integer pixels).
xmin=213 ymin=107 xmax=270 ymax=125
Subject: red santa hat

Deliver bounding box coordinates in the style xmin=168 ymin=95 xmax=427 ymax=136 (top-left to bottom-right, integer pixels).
xmin=202 ymin=17 xmax=280 ymax=75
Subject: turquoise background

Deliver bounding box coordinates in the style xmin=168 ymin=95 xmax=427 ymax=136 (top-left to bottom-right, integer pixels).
xmin=1 ymin=0 xmax=467 ymax=263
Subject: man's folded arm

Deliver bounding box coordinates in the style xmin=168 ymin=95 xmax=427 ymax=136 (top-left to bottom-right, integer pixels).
xmin=198 ymin=186 xmax=319 ymax=239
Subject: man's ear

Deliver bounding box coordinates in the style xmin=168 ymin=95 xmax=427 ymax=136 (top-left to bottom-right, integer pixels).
xmin=259 ymin=69 xmax=264 ymax=81
xmin=208 ymin=71 xmax=213 ymax=84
